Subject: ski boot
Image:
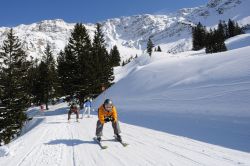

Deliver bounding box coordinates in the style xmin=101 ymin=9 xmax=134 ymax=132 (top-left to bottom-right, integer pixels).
xmin=97 ymin=136 xmax=102 ymax=142
xmin=115 ymin=134 xmax=122 ymax=142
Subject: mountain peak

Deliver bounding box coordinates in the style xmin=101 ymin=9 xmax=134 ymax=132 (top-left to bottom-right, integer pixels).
xmin=207 ymin=0 xmax=242 ymax=8
xmin=0 ymin=0 xmax=249 ymax=60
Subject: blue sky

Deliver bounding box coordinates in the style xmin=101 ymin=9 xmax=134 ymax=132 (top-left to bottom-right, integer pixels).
xmin=0 ymin=0 xmax=208 ymax=27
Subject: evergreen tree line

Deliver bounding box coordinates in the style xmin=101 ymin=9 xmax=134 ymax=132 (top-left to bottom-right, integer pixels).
xmin=192 ymin=19 xmax=244 ymax=53
xmin=57 ymin=23 xmax=120 ymax=105
xmin=0 ymin=23 xmax=121 ymax=145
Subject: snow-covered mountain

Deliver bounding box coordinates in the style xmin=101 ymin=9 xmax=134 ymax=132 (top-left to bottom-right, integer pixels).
xmin=0 ymin=0 xmax=249 ymax=60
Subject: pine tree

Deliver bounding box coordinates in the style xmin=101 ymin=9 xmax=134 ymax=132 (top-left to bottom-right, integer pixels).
xmin=235 ymin=22 xmax=244 ymax=36
xmin=147 ymin=38 xmax=154 ymax=57
xmin=67 ymin=23 xmax=92 ymax=102
xmin=214 ymin=29 xmax=227 ymax=52
xmin=205 ymin=28 xmax=227 ymax=53
xmin=221 ymin=20 xmax=229 ymax=39
xmin=228 ymin=19 xmax=236 ymax=38
xmin=92 ymin=23 xmax=114 ymax=94
xmin=27 ymin=57 xmax=48 ymax=106
xmin=26 ymin=56 xmax=38 ymax=105
xmin=40 ymin=44 xmax=57 ymax=110
xmin=218 ymin=20 xmax=227 ymax=40
xmin=36 ymin=61 xmax=47 ymax=105
xmin=57 ymin=51 xmax=66 ymax=96
xmin=57 ymin=46 xmax=78 ymax=97
xmin=205 ymin=29 xmax=214 ymax=53
xmin=110 ymin=45 xmax=121 ymax=67
xmin=157 ymin=46 xmax=162 ymax=52
xmin=192 ymin=22 xmax=207 ymax=50
xmin=0 ymin=29 xmax=29 ymax=144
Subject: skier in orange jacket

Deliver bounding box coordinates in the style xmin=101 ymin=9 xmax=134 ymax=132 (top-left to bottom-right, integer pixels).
xmin=95 ymin=99 xmax=122 ymax=142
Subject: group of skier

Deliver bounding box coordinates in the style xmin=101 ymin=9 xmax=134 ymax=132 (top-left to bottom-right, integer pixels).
xmin=67 ymin=97 xmax=122 ymax=142
xmin=67 ymin=97 xmax=92 ymax=122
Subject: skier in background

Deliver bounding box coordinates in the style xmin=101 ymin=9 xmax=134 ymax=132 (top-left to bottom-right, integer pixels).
xmin=81 ymin=97 xmax=92 ymax=118
xmin=95 ymin=99 xmax=122 ymax=142
xmin=68 ymin=102 xmax=79 ymax=122
xmin=40 ymin=104 xmax=44 ymax=112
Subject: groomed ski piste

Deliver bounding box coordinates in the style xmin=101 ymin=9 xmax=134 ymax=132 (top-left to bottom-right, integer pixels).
xmin=0 ymin=33 xmax=250 ymax=166
xmin=0 ymin=102 xmax=249 ymax=166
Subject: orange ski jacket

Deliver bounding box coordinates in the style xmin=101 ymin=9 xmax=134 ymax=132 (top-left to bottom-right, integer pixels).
xmin=98 ymin=105 xmax=118 ymax=124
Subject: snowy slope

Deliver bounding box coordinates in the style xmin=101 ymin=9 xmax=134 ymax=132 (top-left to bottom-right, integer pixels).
xmin=0 ymin=103 xmax=250 ymax=166
xmin=94 ymin=38 xmax=250 ymax=152
xmin=0 ymin=0 xmax=249 ymax=60
xmin=225 ymin=33 xmax=250 ymax=50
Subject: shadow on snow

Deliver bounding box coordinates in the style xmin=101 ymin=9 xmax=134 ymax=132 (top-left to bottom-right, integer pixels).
xmin=45 ymin=139 xmax=96 ymax=146
xmin=119 ymin=110 xmax=250 ymax=152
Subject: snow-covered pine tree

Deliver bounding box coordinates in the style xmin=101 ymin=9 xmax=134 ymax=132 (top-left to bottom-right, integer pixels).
xmin=0 ymin=29 xmax=29 ymax=144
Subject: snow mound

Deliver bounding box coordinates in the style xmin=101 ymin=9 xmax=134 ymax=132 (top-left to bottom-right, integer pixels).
xmin=226 ymin=33 xmax=250 ymax=50
xmin=94 ymin=45 xmax=250 ymax=152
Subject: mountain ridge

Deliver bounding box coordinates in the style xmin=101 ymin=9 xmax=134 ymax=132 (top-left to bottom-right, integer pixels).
xmin=0 ymin=0 xmax=249 ymax=60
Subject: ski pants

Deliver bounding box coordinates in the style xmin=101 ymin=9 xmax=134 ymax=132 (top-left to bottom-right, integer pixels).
xmin=96 ymin=120 xmax=121 ymax=137
xmin=68 ymin=109 xmax=79 ymax=120
xmin=82 ymin=106 xmax=91 ymax=117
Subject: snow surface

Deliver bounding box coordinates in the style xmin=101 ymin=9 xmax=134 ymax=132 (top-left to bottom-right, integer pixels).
xmin=95 ymin=35 xmax=250 ymax=152
xmin=0 ymin=103 xmax=250 ymax=166
xmin=225 ymin=33 xmax=250 ymax=50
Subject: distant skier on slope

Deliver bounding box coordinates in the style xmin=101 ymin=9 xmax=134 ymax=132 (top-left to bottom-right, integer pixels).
xmin=95 ymin=99 xmax=122 ymax=142
xmin=68 ymin=102 xmax=79 ymax=122
xmin=81 ymin=97 xmax=92 ymax=118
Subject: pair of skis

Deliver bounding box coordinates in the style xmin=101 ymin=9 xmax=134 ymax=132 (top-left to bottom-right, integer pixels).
xmin=93 ymin=136 xmax=128 ymax=149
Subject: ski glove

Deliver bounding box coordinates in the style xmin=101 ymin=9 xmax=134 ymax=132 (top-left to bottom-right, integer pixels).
xmin=104 ymin=117 xmax=113 ymax=123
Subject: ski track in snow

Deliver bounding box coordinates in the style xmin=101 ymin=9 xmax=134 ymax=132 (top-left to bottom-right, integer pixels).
xmin=1 ymin=103 xmax=250 ymax=166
